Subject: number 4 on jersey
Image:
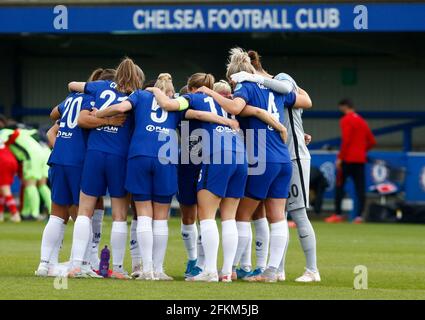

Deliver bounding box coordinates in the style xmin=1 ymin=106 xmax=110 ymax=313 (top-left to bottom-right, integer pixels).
xmin=267 ymin=92 xmax=280 ymax=130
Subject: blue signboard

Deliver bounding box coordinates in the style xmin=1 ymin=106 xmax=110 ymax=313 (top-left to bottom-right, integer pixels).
xmin=310 ymin=150 xmax=425 ymax=218
xmin=1 ymin=3 xmax=425 ymax=34
xmin=405 ymin=153 xmax=425 ymax=203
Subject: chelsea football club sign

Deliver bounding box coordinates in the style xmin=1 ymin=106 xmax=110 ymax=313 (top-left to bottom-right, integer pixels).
xmin=1 ymin=3 xmax=425 ymax=33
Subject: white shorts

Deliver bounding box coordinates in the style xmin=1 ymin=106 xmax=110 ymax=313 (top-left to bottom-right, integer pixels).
xmin=286 ymin=159 xmax=310 ymax=212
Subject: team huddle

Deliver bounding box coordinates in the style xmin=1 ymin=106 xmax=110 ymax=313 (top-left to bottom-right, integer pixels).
xmin=35 ymin=47 xmax=320 ymax=283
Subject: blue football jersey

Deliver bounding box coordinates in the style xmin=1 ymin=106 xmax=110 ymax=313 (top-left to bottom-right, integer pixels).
xmin=127 ymin=89 xmax=181 ymax=162
xmin=84 ymin=80 xmax=133 ymax=157
xmin=48 ymin=92 xmax=94 ymax=167
xmin=233 ymin=82 xmax=292 ymax=164
xmin=183 ymin=92 xmax=245 ymax=158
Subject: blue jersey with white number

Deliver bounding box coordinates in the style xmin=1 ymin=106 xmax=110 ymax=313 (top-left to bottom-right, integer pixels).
xmin=233 ymin=82 xmax=292 ymax=164
xmin=183 ymin=93 xmax=245 ymax=158
xmin=127 ymin=89 xmax=181 ymax=162
xmin=84 ymin=80 xmax=133 ymax=157
xmin=48 ymin=92 xmax=94 ymax=167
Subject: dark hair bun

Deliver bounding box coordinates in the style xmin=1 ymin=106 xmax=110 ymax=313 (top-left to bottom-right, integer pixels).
xmin=248 ymin=50 xmax=262 ymax=71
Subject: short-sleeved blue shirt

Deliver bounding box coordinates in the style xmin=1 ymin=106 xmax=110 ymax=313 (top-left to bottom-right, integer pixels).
xmin=127 ymin=89 xmax=181 ymax=163
xmin=233 ymin=82 xmax=292 ymax=163
xmin=48 ymin=92 xmax=94 ymax=167
xmin=84 ymin=80 xmax=133 ymax=157
xmin=182 ymin=92 xmax=245 ymax=158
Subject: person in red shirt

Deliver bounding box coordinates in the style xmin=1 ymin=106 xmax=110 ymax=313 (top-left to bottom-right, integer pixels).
xmin=326 ymin=99 xmax=376 ymax=224
xmin=0 ymin=114 xmax=20 ymax=223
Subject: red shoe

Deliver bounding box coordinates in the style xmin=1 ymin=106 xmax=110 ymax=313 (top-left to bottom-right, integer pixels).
xmin=288 ymin=221 xmax=297 ymax=228
xmin=353 ymin=216 xmax=364 ymax=224
xmin=324 ymin=214 xmax=344 ymax=223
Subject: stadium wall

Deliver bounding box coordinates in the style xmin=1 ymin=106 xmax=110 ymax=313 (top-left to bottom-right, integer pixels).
xmin=6 ymin=49 xmax=424 ymax=150
xmin=1 ymin=2 xmax=424 ymax=150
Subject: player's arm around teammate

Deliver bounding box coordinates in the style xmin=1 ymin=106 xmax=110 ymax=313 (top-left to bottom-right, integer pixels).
xmin=149 ymin=73 xmax=249 ymax=282
xmin=149 ymin=78 xmax=238 ymax=279
xmin=237 ymin=51 xmax=319 ymax=282
xmin=218 ymin=48 xmax=294 ymax=282
xmin=95 ymin=73 xmax=180 ymax=281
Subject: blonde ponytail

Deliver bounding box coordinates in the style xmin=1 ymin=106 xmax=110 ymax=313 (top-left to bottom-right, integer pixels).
xmin=154 ymin=73 xmax=175 ymax=97
xmin=226 ymin=47 xmax=256 ymax=80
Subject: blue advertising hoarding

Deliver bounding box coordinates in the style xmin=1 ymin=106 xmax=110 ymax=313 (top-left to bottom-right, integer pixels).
xmin=1 ymin=3 xmax=425 ymax=34
xmin=405 ymin=153 xmax=425 ymax=202
xmin=310 ymin=151 xmax=425 ymax=211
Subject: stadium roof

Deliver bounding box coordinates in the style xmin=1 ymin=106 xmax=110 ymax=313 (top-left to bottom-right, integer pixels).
xmin=2 ymin=0 xmax=424 ymax=5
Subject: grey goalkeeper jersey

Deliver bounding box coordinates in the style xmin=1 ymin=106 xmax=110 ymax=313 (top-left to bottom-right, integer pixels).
xmin=266 ymin=72 xmax=311 ymax=161
xmin=284 ymin=106 xmax=311 ymax=161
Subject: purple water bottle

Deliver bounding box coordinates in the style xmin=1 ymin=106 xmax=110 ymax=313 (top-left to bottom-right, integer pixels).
xmin=99 ymin=245 xmax=110 ymax=278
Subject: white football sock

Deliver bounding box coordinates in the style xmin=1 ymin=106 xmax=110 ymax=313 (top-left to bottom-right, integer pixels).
xmin=233 ymin=221 xmax=250 ymax=268
xmin=196 ymin=233 xmax=205 ymax=269
xmin=181 ymin=223 xmax=198 ymax=261
xmin=200 ymin=219 xmax=219 ymax=274
xmin=254 ymin=218 xmax=270 ymax=270
xmin=83 ymin=226 xmax=93 ymax=266
xmin=90 ymin=209 xmax=104 ymax=267
xmin=40 ymin=215 xmax=64 ymax=265
xmin=221 ymin=219 xmax=238 ymax=275
xmin=50 ymin=220 xmax=65 ymax=266
xmin=291 ymin=208 xmax=318 ymax=272
xmin=240 ymin=222 xmax=252 ymax=271
xmin=130 ymin=219 xmax=141 ymax=270
xmin=278 ymin=218 xmax=289 ymax=273
xmin=70 ymin=216 xmax=91 ymax=268
xmin=137 ymin=216 xmax=153 ymax=272
xmin=111 ymin=221 xmax=128 ymax=272
xmin=267 ymin=221 xmax=288 ymax=269
xmin=153 ymin=220 xmax=169 ymax=273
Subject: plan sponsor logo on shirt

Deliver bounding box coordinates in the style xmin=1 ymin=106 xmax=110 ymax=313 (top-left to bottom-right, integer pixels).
xmin=146 ymin=124 xmax=170 ymax=134
xmin=57 ymin=130 xmax=73 ymax=139
xmin=215 ymin=126 xmax=235 ymax=134
xmin=97 ymin=125 xmax=119 ymax=133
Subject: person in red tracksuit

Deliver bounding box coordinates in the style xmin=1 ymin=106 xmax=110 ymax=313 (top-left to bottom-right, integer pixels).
xmin=326 ymin=99 xmax=376 ymax=224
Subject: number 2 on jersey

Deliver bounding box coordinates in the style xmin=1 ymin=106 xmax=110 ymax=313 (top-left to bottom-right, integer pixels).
xmin=99 ymin=90 xmax=127 ymax=110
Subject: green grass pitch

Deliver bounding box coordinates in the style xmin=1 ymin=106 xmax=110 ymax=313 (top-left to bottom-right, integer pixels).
xmin=1 ymin=217 xmax=424 ymax=300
